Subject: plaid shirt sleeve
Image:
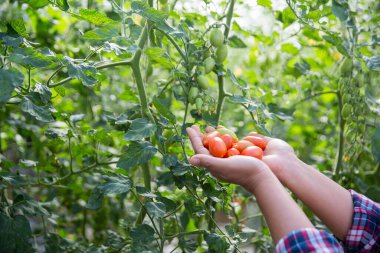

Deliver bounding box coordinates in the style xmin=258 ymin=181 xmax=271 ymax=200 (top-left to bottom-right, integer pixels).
xmin=275 ymin=228 xmax=344 ymax=252
xmin=343 ymin=190 xmax=380 ymax=252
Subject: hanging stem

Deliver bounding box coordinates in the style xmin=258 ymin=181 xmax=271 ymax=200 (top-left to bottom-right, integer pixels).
xmin=333 ymin=89 xmax=345 ymax=179
xmin=215 ymin=74 xmax=227 ymax=125
xmin=215 ymin=0 xmax=235 ymax=125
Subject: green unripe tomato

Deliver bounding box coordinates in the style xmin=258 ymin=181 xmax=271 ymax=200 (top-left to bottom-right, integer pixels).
xmin=203 ymin=49 xmax=211 ymax=58
xmin=210 ymin=28 xmax=224 ymax=48
xmin=215 ymin=44 xmax=228 ymax=64
xmin=197 ymin=66 xmax=205 ymax=75
xmin=173 ymin=85 xmax=183 ymax=96
xmin=197 ymin=75 xmax=209 ymax=90
xmin=195 ymin=97 xmax=203 ymax=111
xmin=339 ymin=58 xmax=353 ymax=77
xmin=341 ymin=103 xmax=352 ymax=119
xmin=146 ymin=63 xmax=153 ymax=78
xmin=204 ymin=57 xmax=215 ymax=74
xmin=188 ymin=86 xmax=198 ymax=104
xmin=342 ymin=94 xmax=351 ymax=104
xmin=359 ymin=124 xmax=366 ymax=134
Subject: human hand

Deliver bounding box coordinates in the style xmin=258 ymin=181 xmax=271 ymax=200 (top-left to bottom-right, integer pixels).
xmin=186 ymin=125 xmax=298 ymax=187
xmin=186 ymin=125 xmax=275 ymax=193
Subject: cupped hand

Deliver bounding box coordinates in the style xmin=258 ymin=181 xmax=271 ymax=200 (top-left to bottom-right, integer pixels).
xmin=186 ymin=125 xmax=273 ymax=192
xmin=186 ymin=125 xmax=298 ymax=188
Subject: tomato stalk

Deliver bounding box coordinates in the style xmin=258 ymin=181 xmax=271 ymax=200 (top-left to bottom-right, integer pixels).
xmin=334 ymin=86 xmax=346 ymax=179
xmin=215 ymin=0 xmax=235 ymax=125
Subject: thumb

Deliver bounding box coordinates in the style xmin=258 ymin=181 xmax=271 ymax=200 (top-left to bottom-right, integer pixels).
xmin=189 ymin=154 xmax=222 ymax=168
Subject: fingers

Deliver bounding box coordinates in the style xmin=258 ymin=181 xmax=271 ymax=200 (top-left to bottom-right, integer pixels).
xmin=189 ymin=154 xmax=224 ymax=169
xmin=205 ymin=126 xmax=215 ymax=133
xmin=191 ymin=125 xmax=203 ymax=138
xmin=186 ymin=127 xmax=210 ymax=155
xmin=248 ymin=132 xmax=272 ymax=142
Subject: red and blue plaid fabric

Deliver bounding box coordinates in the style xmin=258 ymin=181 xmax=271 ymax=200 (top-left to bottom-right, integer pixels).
xmin=344 ymin=190 xmax=380 ymax=252
xmin=276 ymin=190 xmax=379 ymax=252
xmin=276 ymin=228 xmax=344 ymax=252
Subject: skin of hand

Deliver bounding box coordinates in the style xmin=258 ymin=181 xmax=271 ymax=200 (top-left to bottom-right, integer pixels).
xmin=186 ymin=125 xmax=273 ymax=192
xmin=186 ymin=125 xmax=296 ymax=187
xmin=188 ymin=125 xmax=353 ymax=241
xmin=186 ymin=125 xmax=315 ymax=243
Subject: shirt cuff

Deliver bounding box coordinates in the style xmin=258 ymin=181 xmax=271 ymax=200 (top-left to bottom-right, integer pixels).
xmin=276 ymin=228 xmax=343 ymax=253
xmin=344 ymin=189 xmax=380 ymax=252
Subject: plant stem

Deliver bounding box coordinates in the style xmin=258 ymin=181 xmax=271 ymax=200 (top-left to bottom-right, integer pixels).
xmin=155 ymin=28 xmax=187 ymax=61
xmin=294 ymin=91 xmax=338 ymax=106
xmin=333 ymin=90 xmax=345 ymax=179
xmin=27 ymin=67 xmax=31 ymax=91
xmin=215 ymin=0 xmax=235 ymax=125
xmin=224 ymin=0 xmax=235 ymax=38
xmin=165 ymin=229 xmax=205 ymax=240
xmin=216 ymin=73 xmax=227 ymax=125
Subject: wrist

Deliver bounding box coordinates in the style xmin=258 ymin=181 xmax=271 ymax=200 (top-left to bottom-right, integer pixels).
xmin=278 ymin=156 xmax=310 ymax=188
xmin=243 ymin=169 xmax=279 ymax=195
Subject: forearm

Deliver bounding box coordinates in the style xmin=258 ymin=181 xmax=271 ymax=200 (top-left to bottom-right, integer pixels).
xmin=246 ymin=171 xmax=315 ymax=244
xmin=279 ymin=157 xmax=353 ymax=240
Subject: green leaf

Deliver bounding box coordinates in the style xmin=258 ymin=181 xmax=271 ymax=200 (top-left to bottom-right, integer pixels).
xmin=227 ymin=95 xmax=251 ymax=104
xmin=13 ymin=194 xmax=50 ymax=216
xmin=153 ymin=97 xmax=176 ymax=123
xmin=257 ymin=0 xmax=272 ymax=9
xmin=124 ymin=118 xmax=157 ymax=141
xmin=131 ymin=1 xmax=174 ymax=33
xmin=363 ymin=56 xmax=380 ymax=71
xmin=0 ymin=34 xmax=24 ymax=47
xmin=66 ymin=58 xmax=98 ymax=86
xmin=45 ymin=233 xmax=73 ymax=252
xmin=280 ymin=7 xmax=296 ymax=28
xmin=172 ymin=162 xmax=191 ymax=176
xmin=117 ymin=141 xmax=157 ymax=171
xmin=145 ymin=47 xmax=173 ymax=69
xmin=145 ymin=202 xmax=166 ymax=218
xmin=82 ymin=25 xmax=119 ymax=41
xmin=0 ymin=68 xmax=24 ymax=105
xmin=0 ymin=213 xmax=33 ymax=253
xmin=24 ymin=0 xmax=50 ymax=9
xmin=21 ymin=97 xmax=54 ymax=122
xmin=372 ymin=127 xmax=380 ymax=163
xmin=130 ymin=224 xmax=155 ymax=243
xmin=204 ymin=232 xmax=228 ymax=252
xmin=281 ymin=43 xmax=299 ymax=54
xmin=75 ymin=9 xmax=117 ymax=26
xmin=87 ymin=174 xmax=132 ymax=210
xmin=226 ymin=69 xmax=248 ymax=91
xmin=131 ymin=1 xmax=167 ymax=23
xmin=10 ymin=47 xmax=58 ymax=68
xmin=228 ymin=35 xmax=247 ymax=48
xmin=332 ymin=0 xmax=349 ymax=22
xmin=56 ymin=0 xmax=69 ymax=11
xmin=10 ymin=19 xmax=28 ymax=37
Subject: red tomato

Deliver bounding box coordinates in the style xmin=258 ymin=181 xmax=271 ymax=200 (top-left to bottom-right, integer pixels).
xmin=241 ymin=146 xmax=263 ymax=159
xmin=209 ymin=137 xmax=227 ymax=158
xmin=242 ymin=136 xmax=267 ymax=150
xmin=202 ymin=131 xmax=221 ymax=148
xmin=234 ymin=140 xmax=254 ymax=152
xmin=221 ymin=134 xmax=233 ymax=149
xmin=225 ymin=147 xmax=240 ymax=157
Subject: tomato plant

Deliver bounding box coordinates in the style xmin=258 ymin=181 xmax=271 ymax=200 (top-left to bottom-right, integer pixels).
xmin=0 ymin=0 xmax=379 ymax=252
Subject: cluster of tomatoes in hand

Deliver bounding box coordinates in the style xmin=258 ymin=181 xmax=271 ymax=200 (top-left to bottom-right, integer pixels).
xmin=202 ymin=126 xmax=267 ymax=159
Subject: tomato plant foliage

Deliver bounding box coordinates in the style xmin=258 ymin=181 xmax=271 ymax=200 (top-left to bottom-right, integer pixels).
xmin=0 ymin=0 xmax=379 ymax=252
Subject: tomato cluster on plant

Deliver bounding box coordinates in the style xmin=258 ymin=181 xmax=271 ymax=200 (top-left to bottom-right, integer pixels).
xmin=202 ymin=126 xmax=267 ymax=159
